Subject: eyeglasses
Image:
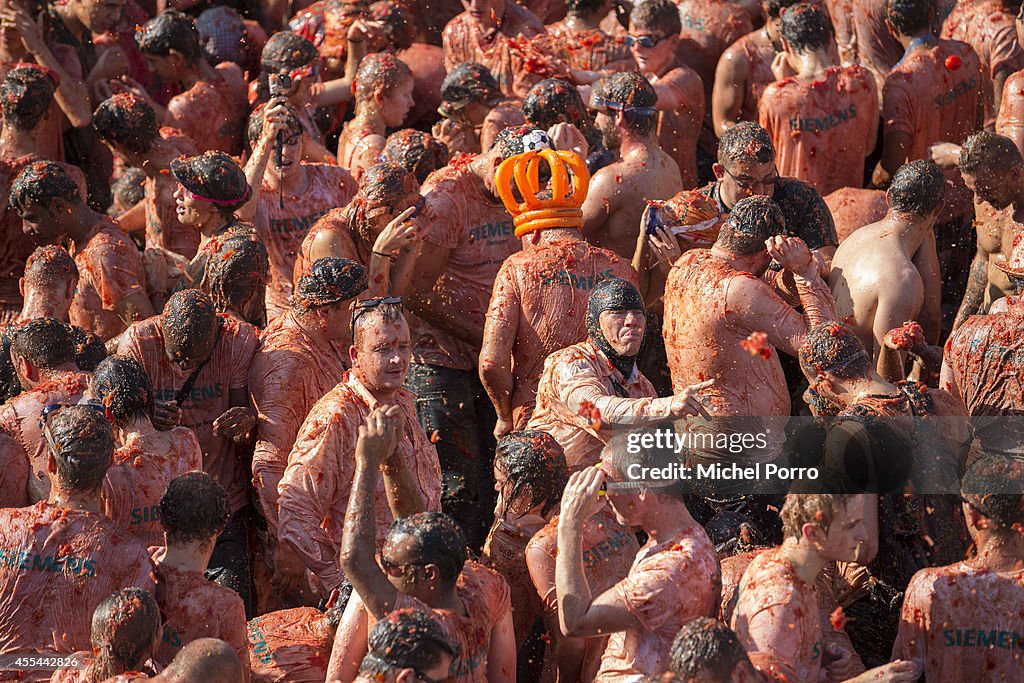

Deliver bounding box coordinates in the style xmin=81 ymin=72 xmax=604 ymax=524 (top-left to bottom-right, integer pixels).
xmin=722 ymin=165 xmax=779 ymax=192
xmin=350 ymin=296 xmax=403 ymax=340
xmin=39 ymin=402 xmax=108 ymax=454
xmin=625 ymin=33 xmax=667 ymax=49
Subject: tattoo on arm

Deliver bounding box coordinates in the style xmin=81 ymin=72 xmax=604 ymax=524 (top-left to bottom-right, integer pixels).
xmin=954 ymin=257 xmax=989 ymax=329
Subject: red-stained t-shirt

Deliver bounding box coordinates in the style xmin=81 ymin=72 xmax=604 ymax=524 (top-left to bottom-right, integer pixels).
xmin=442 ymin=6 xmax=549 ymax=98
xmin=387 ymin=561 xmax=512 ymax=683
xmin=277 ymin=371 xmax=441 ymax=590
xmin=942 ymin=1 xmax=1024 ymax=87
xmin=292 ymin=207 xmax=362 ymax=289
xmin=676 ymin=0 xmax=754 ymax=107
xmin=528 ymin=340 xmax=668 ymax=470
xmin=69 ymin=217 xmax=149 ymax=341
xmin=152 ymin=559 xmax=248 ymax=673
xmin=852 ymin=0 xmax=904 ymax=95
xmin=597 ymin=524 xmax=721 ymax=680
xmin=0 ymin=369 xmax=90 ymax=501
xmin=0 ymin=432 xmax=28 ymax=509
xmin=824 ymin=187 xmax=889 ymax=242
xmin=482 ymin=515 xmax=547 ymax=646
xmin=117 ymin=315 xmax=260 ymax=512
xmin=485 ymin=238 xmax=637 ymax=420
xmin=731 ymin=547 xmax=822 ymax=683
xmin=144 ymin=128 xmax=200 ymax=259
xmin=254 ymin=164 xmax=357 ymax=320
xmin=166 ymin=71 xmax=247 ymax=156
xmin=882 ymin=40 xmax=985 ymax=222
xmin=247 ymin=607 xmax=334 ymax=683
xmin=892 ymin=562 xmax=1024 ymax=681
xmin=0 ymin=502 xmax=154 ymax=667
xmin=649 ymin=63 xmax=705 ymax=190
xmin=0 ymin=152 xmax=46 ymax=307
xmin=249 ymin=310 xmax=349 ymax=536
xmin=414 ymin=161 xmax=521 ymax=371
xmin=526 ymin=508 xmax=639 ymax=682
xmin=759 ymin=66 xmax=879 ymax=196
xmin=543 ymin=23 xmax=633 ymax=72
xmin=718 ymin=549 xmax=764 ymax=623
xmin=101 ymin=429 xmax=203 ymax=548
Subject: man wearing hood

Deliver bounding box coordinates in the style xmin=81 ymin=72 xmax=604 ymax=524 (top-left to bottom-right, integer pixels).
xmin=528 ymin=278 xmax=712 ymax=471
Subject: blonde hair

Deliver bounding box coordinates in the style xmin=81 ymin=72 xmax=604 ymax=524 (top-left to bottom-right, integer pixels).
xmin=780 ymin=494 xmax=856 ymax=540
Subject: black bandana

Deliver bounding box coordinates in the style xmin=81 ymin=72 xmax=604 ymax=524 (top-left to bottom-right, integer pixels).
xmin=587 ymin=278 xmax=644 ymax=378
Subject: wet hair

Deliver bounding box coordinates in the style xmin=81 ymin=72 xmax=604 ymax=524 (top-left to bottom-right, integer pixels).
xmin=91 ymin=356 xmax=153 ymax=424
xmin=10 ymin=317 xmax=74 ymax=368
xmin=0 ymin=334 xmax=21 ymax=404
xmin=714 ymin=195 xmax=784 ymax=255
xmin=90 ymin=588 xmax=162 ymax=683
xmin=73 ymin=327 xmax=108 ymax=372
xmin=669 ymin=618 xmax=753 ymax=681
xmin=494 ymin=431 xmax=568 ymax=518
xmin=295 ymin=257 xmax=368 ymax=311
xmin=1 ymin=64 xmax=56 ymax=130
xmin=46 ymin=405 xmax=115 ymax=492
xmin=798 ymin=322 xmax=871 ymax=380
xmin=524 ymin=78 xmax=588 ymax=129
xmin=93 ymin=94 xmax=160 ymax=156
xmin=491 ymin=124 xmax=535 ymax=160
xmin=779 ymin=3 xmax=833 ymax=53
xmin=888 ymin=160 xmax=945 ymax=216
xmin=196 ymin=6 xmax=247 ymax=67
xmin=718 ymin=121 xmax=776 ymax=166
xmin=604 ymin=423 xmax=688 ymax=500
xmin=135 ymin=9 xmax=202 ymax=64
xmin=261 ymin=31 xmax=318 ymax=75
xmin=960 ymin=130 xmax=1024 ymax=177
xmin=593 ymin=72 xmax=658 ymax=135
xmin=388 ymin=512 xmax=468 ymax=586
xmin=202 ymin=233 xmax=270 ymax=317
xmin=10 ymin=161 xmax=81 ymax=214
xmin=780 ymin=493 xmax=858 ymax=539
xmin=630 ymin=0 xmax=681 ymax=35
xmin=354 ymin=52 xmax=412 ymax=103
xmin=567 ymin=0 xmax=607 ymax=17
xmin=23 ymin=245 xmax=77 ymax=287
xmin=381 ymin=130 xmax=450 ymax=184
xmin=369 ymin=1 xmax=416 ymax=51
xmin=110 ymin=168 xmax=147 ymax=211
xmin=348 ymin=163 xmax=421 ymax=246
xmin=359 ymin=609 xmax=457 ymax=675
xmin=162 ymin=638 xmax=244 ymax=680
xmin=160 ymin=471 xmax=231 ymax=545
xmin=352 ymin=301 xmax=405 ymax=348
xmin=765 ymin=0 xmax=800 ymax=19
xmin=886 ymin=0 xmax=933 ymax=37
xmin=439 ymin=63 xmax=501 ymax=108
xmin=245 ymin=101 xmax=303 ymax=151
xmin=161 ymin=290 xmax=219 ymax=358
xmin=961 ymin=453 xmax=1024 ymax=530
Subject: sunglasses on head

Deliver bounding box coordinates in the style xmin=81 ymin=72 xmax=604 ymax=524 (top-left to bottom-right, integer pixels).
xmin=625 ymin=33 xmax=667 ymax=49
xmin=350 ymin=296 xmax=403 ymax=339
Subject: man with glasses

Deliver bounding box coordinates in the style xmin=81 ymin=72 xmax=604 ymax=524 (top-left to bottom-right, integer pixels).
xmin=119 ymin=289 xmax=259 ymax=612
xmin=329 ymin=406 xmax=514 ymax=682
xmin=277 ymin=298 xmax=441 ymax=597
xmin=626 ymin=0 xmax=705 ymax=189
xmin=554 ymin=423 xmax=720 ymax=679
xmin=0 ymin=404 xmax=154 ymax=677
xmin=354 ymin=609 xmax=457 ymax=683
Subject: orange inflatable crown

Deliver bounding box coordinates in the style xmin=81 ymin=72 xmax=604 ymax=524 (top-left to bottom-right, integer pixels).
xmin=494 ymin=148 xmax=590 ymax=238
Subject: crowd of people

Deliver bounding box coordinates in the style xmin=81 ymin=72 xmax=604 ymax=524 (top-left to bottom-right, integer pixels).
xmin=0 ymin=0 xmax=1023 ymax=680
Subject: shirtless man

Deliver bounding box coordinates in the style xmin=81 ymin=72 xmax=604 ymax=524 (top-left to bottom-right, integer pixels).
xmin=0 ymin=319 xmax=92 ymax=502
xmin=758 ymin=3 xmax=878 ymax=196
xmin=0 ymin=406 xmax=154 ymax=674
xmin=118 ymin=290 xmax=259 ymax=610
xmin=277 ymin=301 xmax=441 ymax=595
xmin=627 ymin=0 xmax=705 ymax=189
xmin=328 ymin=408 xmax=515 ymax=681
xmin=92 ymin=93 xmax=200 ymax=261
xmin=442 ymin=0 xmax=547 ymax=98
xmin=351 ymin=610 xmax=456 ymax=683
xmin=336 ymin=53 xmax=415 ymax=181
xmin=152 ymin=472 xmax=249 ymax=678
xmin=851 ymin=0 xmax=904 ymax=95
xmin=132 ymin=9 xmax=246 ymax=155
xmin=581 ymin=71 xmax=682 ymax=262
xmin=249 ymin=258 xmax=367 ymax=605
xmin=713 ymin=0 xmax=794 ymax=135
xmin=955 ymin=131 xmax=1024 ymax=329
xmin=555 ymin=427 xmax=721 ymax=679
xmin=892 ymin=454 xmax=1024 ymax=681
xmin=731 ymin=493 xmax=921 ymax=683
xmin=11 ymin=161 xmax=153 ymax=341
xmin=246 ymin=103 xmax=356 ymax=318
xmin=88 ymin=355 xmax=202 ymax=547
xmin=941 ymin=0 xmax=1023 ymax=120
xmin=663 ymin=196 xmax=835 ymax=461
xmin=669 ymin=618 xmax=763 ymax=682
xmin=828 ymin=160 xmax=944 ymax=374
xmin=528 ymin=278 xmax=710 ymax=470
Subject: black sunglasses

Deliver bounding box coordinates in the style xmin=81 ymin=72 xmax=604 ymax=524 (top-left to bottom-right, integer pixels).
xmin=350 ymin=296 xmax=403 ymax=340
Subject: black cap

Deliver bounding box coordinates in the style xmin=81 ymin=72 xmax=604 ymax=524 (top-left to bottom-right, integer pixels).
xmin=170 ymin=151 xmax=251 ymax=209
